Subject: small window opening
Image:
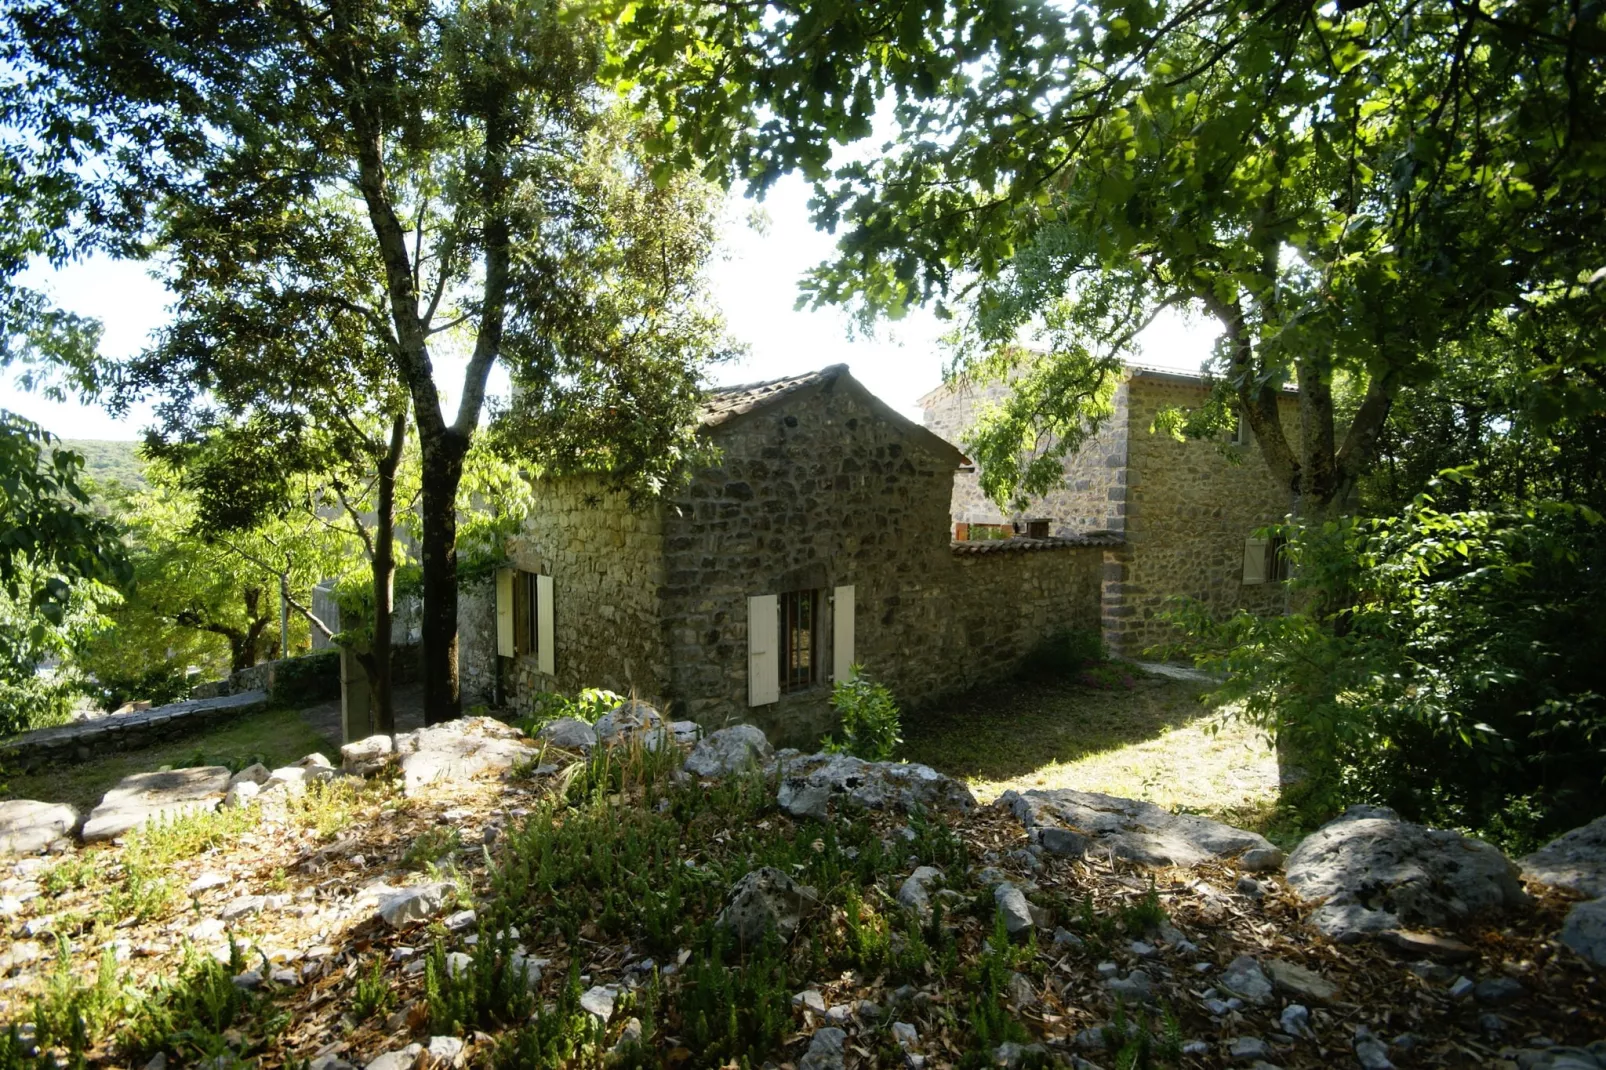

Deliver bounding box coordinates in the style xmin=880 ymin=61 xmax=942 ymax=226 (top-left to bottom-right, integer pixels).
xmin=512 ymin=570 xmax=541 ymax=655
xmin=780 ymin=589 xmax=819 ymax=692
xmin=1267 ymin=535 xmax=1290 ymax=582
xmin=1026 ymin=519 xmax=1050 ymax=539
xmin=1230 ymin=412 xmax=1252 ymax=446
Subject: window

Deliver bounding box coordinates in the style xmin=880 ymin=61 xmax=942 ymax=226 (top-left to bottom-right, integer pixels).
xmin=780 ymin=589 xmax=820 ymax=692
xmin=511 ymin=570 xmax=541 ymax=655
xmin=1230 ymin=412 xmax=1252 ymax=447
xmin=1242 ymin=534 xmax=1291 ymax=584
xmin=1267 ymin=534 xmax=1291 ymax=582
xmin=1026 ymin=519 xmax=1050 ymax=539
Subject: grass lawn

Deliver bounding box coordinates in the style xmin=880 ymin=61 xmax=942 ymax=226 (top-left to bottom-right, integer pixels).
xmin=901 ymin=667 xmax=1290 ymax=837
xmin=1 ymin=706 xmax=336 ymax=814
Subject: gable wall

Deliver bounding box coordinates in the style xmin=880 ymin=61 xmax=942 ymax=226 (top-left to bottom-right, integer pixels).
xmin=923 ymin=380 xmax=1129 ymax=537
xmin=1107 ymin=376 xmax=1298 ymax=655
xmin=504 ymin=476 xmax=671 ymax=707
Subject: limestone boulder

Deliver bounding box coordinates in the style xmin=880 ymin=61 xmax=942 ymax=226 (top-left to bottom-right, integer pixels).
xmin=537 ymin=718 xmax=597 ymax=752
xmin=999 ymin=787 xmax=1274 ymax=869
xmin=775 ymin=753 xmax=975 ymax=821
xmin=593 ymin=700 xmax=668 ymax=750
xmin=0 ymin=800 xmax=77 ymax=855
xmin=1560 ymin=898 xmax=1606 ymax=969
xmin=684 ymin=725 xmax=774 ymax=778
xmin=377 ymin=881 xmax=457 ymax=929
xmin=394 ymin=716 xmax=540 ymax=796
xmin=341 ymin=735 xmax=394 ymax=776
xmin=671 ymin=721 xmax=703 ymax=745
xmin=717 ymin=866 xmax=817 ymax=944
xmin=81 ymin=766 xmax=231 ymax=843
xmin=1522 ymin=815 xmax=1606 ymax=899
xmin=227 ymin=764 xmax=271 ymax=788
xmin=1285 ymin=805 xmax=1528 ymax=941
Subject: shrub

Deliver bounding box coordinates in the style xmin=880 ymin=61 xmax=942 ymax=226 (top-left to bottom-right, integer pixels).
xmin=824 ymin=667 xmax=901 ymax=761
xmin=269 ymin=649 xmax=341 ymax=706
xmin=516 ymin=687 xmax=627 ymax=735
xmin=1166 ymin=482 xmax=1606 ymax=848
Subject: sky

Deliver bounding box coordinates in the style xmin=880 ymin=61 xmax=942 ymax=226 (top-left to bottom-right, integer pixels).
xmin=1 ymin=174 xmax=1220 ymax=440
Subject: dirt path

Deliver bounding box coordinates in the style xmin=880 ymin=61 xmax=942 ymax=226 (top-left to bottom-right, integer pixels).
xmin=296 ymin=683 xmax=430 ymax=752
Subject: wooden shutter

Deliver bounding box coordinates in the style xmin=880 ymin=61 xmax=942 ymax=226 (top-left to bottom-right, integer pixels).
xmin=747 ymin=594 xmax=779 ymax=707
xmin=1242 ymin=537 xmax=1268 ymax=585
xmin=832 ymin=585 xmax=855 ymax=683
xmin=536 ymin=573 xmax=555 ymax=676
xmin=495 ymin=568 xmax=515 ymax=657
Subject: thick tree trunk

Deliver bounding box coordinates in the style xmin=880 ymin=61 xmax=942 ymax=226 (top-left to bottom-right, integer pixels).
xmin=366 ymin=412 xmax=407 ymax=736
xmin=418 ymin=427 xmax=468 ymax=723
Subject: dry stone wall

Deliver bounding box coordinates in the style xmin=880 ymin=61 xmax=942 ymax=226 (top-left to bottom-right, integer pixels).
xmin=506 ymin=477 xmax=670 ymax=711
xmin=1111 ymin=375 xmax=1296 ymax=654
xmin=922 ymin=378 xmax=1129 ymax=537
xmin=457 ymin=574 xmax=499 ymax=708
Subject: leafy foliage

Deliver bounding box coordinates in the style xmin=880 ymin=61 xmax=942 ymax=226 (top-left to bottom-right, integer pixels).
xmin=824 ymin=666 xmax=902 ymax=761
xmin=1168 ymin=480 xmax=1606 ymax=847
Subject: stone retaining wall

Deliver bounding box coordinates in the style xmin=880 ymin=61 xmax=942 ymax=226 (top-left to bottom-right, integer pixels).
xmin=0 ymin=691 xmax=269 ymax=772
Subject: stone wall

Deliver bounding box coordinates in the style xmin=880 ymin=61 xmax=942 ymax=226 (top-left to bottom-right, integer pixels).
xmin=0 ymin=692 xmax=269 ymax=772
xmin=505 ymin=477 xmax=670 ymax=712
xmin=457 ymin=574 xmax=499 ymax=708
xmin=658 ymin=378 xmax=1107 ymax=747
xmin=1108 ymin=373 xmax=1297 ymax=655
xmin=921 ymin=378 xmax=1128 ymax=537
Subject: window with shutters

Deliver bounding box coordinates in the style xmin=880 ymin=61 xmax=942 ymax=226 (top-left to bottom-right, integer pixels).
xmin=779 ymin=589 xmax=820 ymax=693
xmin=1266 ymin=534 xmax=1290 ymax=582
xmin=511 ymin=570 xmax=540 ymax=656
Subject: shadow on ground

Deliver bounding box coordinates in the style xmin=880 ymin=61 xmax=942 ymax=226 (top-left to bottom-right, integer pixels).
xmin=297 ymin=682 xmax=429 ymax=753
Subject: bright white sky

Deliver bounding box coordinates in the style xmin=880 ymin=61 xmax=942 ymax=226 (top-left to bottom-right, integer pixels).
xmin=1 ymin=174 xmax=1218 ymax=440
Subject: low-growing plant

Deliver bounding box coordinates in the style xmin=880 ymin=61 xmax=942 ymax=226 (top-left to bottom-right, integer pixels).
xmin=824 ymin=666 xmax=901 ymax=761
xmin=425 ymin=926 xmax=536 ymax=1034
xmin=351 ymin=958 xmax=395 ymax=1021
xmin=40 ymin=856 xmax=95 ymax=897
xmin=1106 ymin=999 xmax=1184 ymax=1069
xmin=516 ymin=687 xmax=627 ymax=735
xmin=1119 ymin=881 xmax=1168 ymax=935
xmin=403 ymin=827 xmax=463 ymax=870
xmin=121 ymin=941 xmax=259 ymax=1065
xmin=31 ymin=940 xmax=126 ymax=1060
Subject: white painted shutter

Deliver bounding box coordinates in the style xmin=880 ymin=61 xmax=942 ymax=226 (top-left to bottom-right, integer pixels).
xmin=1242 ymin=537 xmax=1268 ymax=585
xmin=536 ymin=573 xmax=555 ymax=676
xmin=495 ymin=568 xmax=515 ymax=657
xmin=747 ymin=594 xmax=779 ymax=707
xmin=832 ymin=584 xmax=855 ymax=683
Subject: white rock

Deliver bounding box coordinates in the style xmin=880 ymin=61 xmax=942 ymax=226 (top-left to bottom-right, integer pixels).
xmin=365 ymin=1045 xmax=422 ymax=1070
xmin=222 ymin=781 xmax=260 ymax=809
xmin=580 ymin=984 xmax=620 ymax=1022
xmin=537 ymin=718 xmax=597 ymax=751
xmin=394 ymin=717 xmax=540 ymax=796
xmin=227 ymin=764 xmax=271 ymax=788
xmin=717 ymin=867 xmax=817 ymax=943
xmin=993 ymin=883 xmax=1035 ymax=937
xmin=445 ymin=952 xmax=473 ymax=978
xmin=187 ymin=872 xmax=229 ymax=895
xmin=793 ymin=988 xmax=827 ymax=1014
xmin=1522 ymin=816 xmax=1606 ymax=899
xmin=896 ymin=866 xmax=944 ymax=920
xmin=426 ymin=1036 xmax=465 ymax=1066
xmin=188 ymin=918 xmax=227 ymax=942
xmin=776 ymin=753 xmax=975 ymax=820
xmin=443 ymin=909 xmax=477 ymax=932
xmin=593 ymin=701 xmax=665 ymax=747
xmin=684 ymin=725 xmax=774 ymax=778
xmin=220 ymin=895 xmax=266 ymax=922
xmin=892 ymin=1021 xmax=919 ymax=1049
xmin=0 ymin=800 xmax=78 ymax=855
xmin=81 ymin=767 xmax=231 ymax=842
xmin=341 ymin=735 xmax=395 ymax=776
xmin=670 ymin=721 xmax=703 ymax=745
xmin=377 ymin=882 xmax=456 ymax=929
xmin=1559 ymin=897 xmax=1606 ymax=968
xmin=1002 ymin=787 xmax=1275 ymax=869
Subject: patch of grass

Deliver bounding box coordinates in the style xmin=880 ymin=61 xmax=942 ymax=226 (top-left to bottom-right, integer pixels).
xmin=902 ymin=673 xmax=1290 ymax=832
xmin=1 ymin=706 xmax=335 ymax=814
xmin=133 ymin=801 xmax=261 ymax=865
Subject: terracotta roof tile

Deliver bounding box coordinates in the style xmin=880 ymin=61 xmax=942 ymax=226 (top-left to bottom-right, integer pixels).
xmin=700 ymin=365 xmax=848 ymax=428
xmin=950 ymin=534 xmax=1123 ymax=555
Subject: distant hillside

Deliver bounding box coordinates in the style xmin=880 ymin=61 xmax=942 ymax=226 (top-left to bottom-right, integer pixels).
xmin=59 ymin=438 xmax=148 ymax=492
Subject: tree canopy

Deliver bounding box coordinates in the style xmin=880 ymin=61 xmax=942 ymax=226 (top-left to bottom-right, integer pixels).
xmin=615 ymin=0 xmax=1606 ymax=514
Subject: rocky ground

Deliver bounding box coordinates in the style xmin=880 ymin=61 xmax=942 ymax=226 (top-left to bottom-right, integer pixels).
xmin=0 ymin=704 xmax=1601 ymax=1070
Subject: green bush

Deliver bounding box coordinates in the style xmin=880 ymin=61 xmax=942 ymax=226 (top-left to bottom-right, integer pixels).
xmin=1167 ymin=481 xmax=1606 ymax=849
xmin=516 ymin=687 xmax=627 ymax=736
xmin=824 ymin=666 xmax=902 ymax=761
xmin=269 ymin=649 xmax=340 ymax=706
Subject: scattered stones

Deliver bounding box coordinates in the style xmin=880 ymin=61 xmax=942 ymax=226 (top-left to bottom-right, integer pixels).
xmin=1006 ymin=971 xmax=1035 ymax=1008
xmin=377 ymin=882 xmax=456 ymax=929
xmin=537 ymin=718 xmax=597 ymax=752
xmin=443 ymin=909 xmax=477 ymax=932
xmin=1449 ymin=976 xmax=1475 ymax=999
xmin=1106 ymin=970 xmax=1152 ymax=1002
xmin=220 ymin=895 xmax=265 ymax=922
xmin=444 ymin=952 xmax=472 ymax=978
xmin=1001 ymin=788 xmax=1276 ymax=869
xmin=1038 ymin=827 xmax=1089 ymax=858
xmin=365 ymin=1045 xmax=423 ymax=1070
xmin=1285 ymin=805 xmax=1528 ymax=941
xmin=1559 ymin=898 xmax=1606 ymax=968
xmin=426 ymin=1036 xmax=465 ymax=1067
xmin=1240 ymin=846 xmax=1286 ymax=873
xmin=1053 ymin=927 xmax=1084 ymax=951
xmin=228 ymin=764 xmax=270 ymax=788
xmin=1354 ymin=1028 xmax=1395 ymax=1070
xmin=683 ymin=724 xmax=774 ymax=778
xmin=1219 ymin=955 xmax=1275 ymax=1006
xmin=896 ymin=866 xmax=944 ymax=920
xmin=0 ymin=800 xmax=78 ymax=855
xmin=231 ymin=969 xmax=263 ymax=990
xmin=394 ymin=717 xmax=541 ymax=796
xmin=717 ymin=867 xmax=816 ymax=943
xmin=580 ymin=984 xmax=620 ymax=1023
xmin=593 ymin=701 xmax=667 ymax=749
xmin=1236 ymin=876 xmax=1265 ymax=899
xmin=1264 ymin=958 xmax=1339 ymax=1004
xmin=799 ymin=1026 xmax=847 ymax=1070
xmin=892 ymin=1021 xmax=919 ymax=1049
xmin=81 ymin=766 xmax=232 ymax=842
xmin=991 ymin=1042 xmax=1049 ymax=1068
xmin=1228 ymin=1036 xmax=1270 ymax=1061
xmin=341 ymin=735 xmax=395 ymax=776
xmin=1279 ymin=1004 xmax=1314 ymax=1040
xmin=1475 ymin=976 xmax=1525 ymax=1005
xmin=612 ymin=1018 xmax=643 ymax=1053
xmin=1375 ymin=929 xmax=1477 ymax=962
xmin=1521 ymin=816 xmax=1606 ymax=899
xmin=670 ymin=721 xmax=703 ymax=745
xmin=222 ymin=781 xmax=260 ymax=809
xmin=993 ymin=883 xmax=1035 ymax=938
xmin=793 ymin=988 xmax=827 ymax=1014
xmin=776 ymin=753 xmax=975 ymax=821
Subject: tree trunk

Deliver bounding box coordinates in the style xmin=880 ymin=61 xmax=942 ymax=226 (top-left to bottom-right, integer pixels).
xmin=418 ymin=426 xmax=468 ymax=723
xmin=279 ymin=574 xmax=292 ymax=660
xmin=367 ymin=411 xmax=407 ymax=736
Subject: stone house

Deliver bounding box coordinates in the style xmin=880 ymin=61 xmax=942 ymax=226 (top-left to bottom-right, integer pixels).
xmin=484 ymin=365 xmax=1109 ymax=745
xmin=920 ymin=364 xmax=1299 ymax=656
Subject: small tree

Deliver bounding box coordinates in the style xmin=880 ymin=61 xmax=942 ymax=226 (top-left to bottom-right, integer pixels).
xmin=825 ymin=667 xmax=902 ymax=763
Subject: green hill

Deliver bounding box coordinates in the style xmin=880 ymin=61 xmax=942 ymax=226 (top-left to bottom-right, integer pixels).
xmin=59 ymin=438 xmax=148 ymax=492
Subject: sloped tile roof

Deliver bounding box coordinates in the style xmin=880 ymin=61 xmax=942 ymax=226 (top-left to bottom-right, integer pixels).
xmin=700 ymin=365 xmax=848 ymax=428
xmin=950 ymin=534 xmax=1123 ymax=555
